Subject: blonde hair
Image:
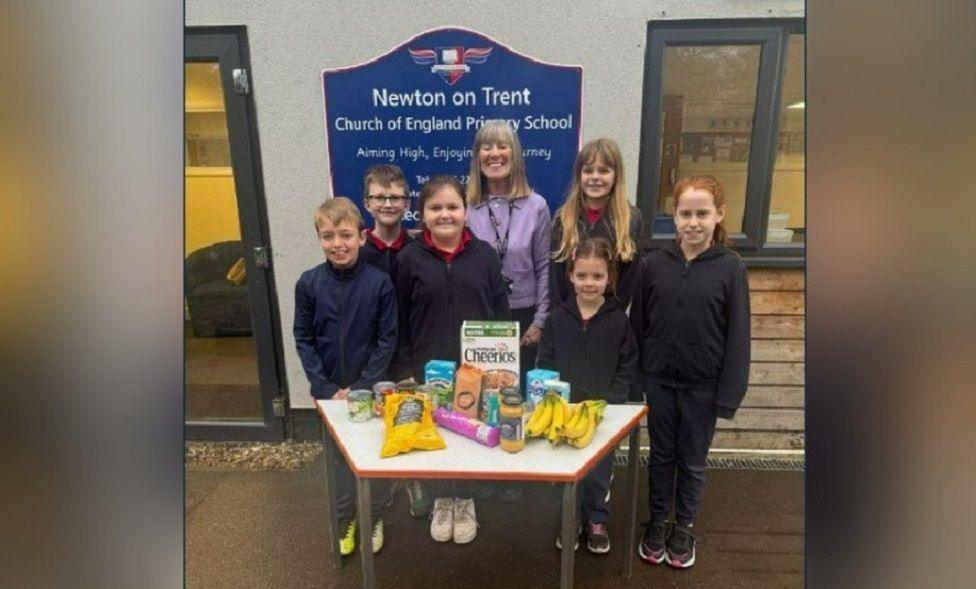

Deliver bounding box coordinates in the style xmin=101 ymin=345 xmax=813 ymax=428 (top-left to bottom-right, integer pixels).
xmin=553 ymin=138 xmax=636 ymax=263
xmin=313 ymin=196 xmax=364 ymax=232
xmin=466 ymin=120 xmax=532 ymax=206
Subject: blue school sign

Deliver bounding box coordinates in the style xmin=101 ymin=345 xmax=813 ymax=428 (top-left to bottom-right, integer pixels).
xmin=322 ymin=27 xmax=583 ymax=227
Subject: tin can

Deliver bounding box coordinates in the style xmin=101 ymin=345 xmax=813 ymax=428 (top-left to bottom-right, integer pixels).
xmin=416 ymin=384 xmax=434 ymax=405
xmin=372 ymin=381 xmax=396 ymax=417
xmin=347 ymin=390 xmax=374 ymax=422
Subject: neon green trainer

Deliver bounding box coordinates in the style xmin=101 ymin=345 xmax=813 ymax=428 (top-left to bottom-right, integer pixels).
xmin=339 ymin=519 xmax=357 ymax=556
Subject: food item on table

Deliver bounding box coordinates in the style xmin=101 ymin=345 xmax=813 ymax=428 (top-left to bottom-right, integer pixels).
xmin=396 ymin=378 xmax=418 ymax=394
xmin=346 ymin=389 xmax=374 ymax=422
xmin=434 ymin=407 xmax=500 ymax=448
xmin=372 ymin=381 xmax=397 ymax=417
xmin=525 ymin=392 xmax=607 ymax=448
xmin=424 ymin=359 xmax=457 ymax=408
xmin=481 ymin=388 xmax=500 ymax=426
xmin=543 ymin=379 xmax=571 ymax=403
xmin=453 ymin=363 xmax=484 ymax=418
xmin=524 ymin=368 xmax=559 ymax=411
xmin=498 ymin=392 xmax=525 ymax=453
xmin=482 ymin=369 xmax=519 ymax=390
xmin=460 ymin=320 xmax=520 ymax=378
xmin=380 ymin=392 xmax=446 ymax=458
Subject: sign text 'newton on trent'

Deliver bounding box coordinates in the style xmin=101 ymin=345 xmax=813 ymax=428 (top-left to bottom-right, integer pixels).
xmin=372 ymin=86 xmax=532 ymax=107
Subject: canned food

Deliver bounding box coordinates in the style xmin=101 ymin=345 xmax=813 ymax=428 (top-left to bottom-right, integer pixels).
xmin=347 ymin=390 xmax=373 ymax=422
xmin=372 ymin=381 xmax=397 ymax=417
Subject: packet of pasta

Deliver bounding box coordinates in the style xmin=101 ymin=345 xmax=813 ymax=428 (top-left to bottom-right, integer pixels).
xmin=380 ymin=392 xmax=446 ymax=458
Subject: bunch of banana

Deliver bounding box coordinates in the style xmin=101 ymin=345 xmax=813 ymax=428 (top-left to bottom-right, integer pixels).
xmin=563 ymin=400 xmax=607 ymax=448
xmin=526 ymin=393 xmax=610 ymax=448
xmin=526 ymin=391 xmax=566 ymax=438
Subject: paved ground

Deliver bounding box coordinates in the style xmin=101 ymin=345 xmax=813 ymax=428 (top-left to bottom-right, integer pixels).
xmin=186 ymin=451 xmax=803 ymax=588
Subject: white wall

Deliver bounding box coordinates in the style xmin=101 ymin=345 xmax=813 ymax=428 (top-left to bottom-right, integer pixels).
xmin=186 ymin=0 xmax=804 ymax=408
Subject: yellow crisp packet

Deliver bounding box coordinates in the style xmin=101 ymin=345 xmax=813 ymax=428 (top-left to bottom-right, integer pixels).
xmin=380 ymin=392 xmax=446 ymax=458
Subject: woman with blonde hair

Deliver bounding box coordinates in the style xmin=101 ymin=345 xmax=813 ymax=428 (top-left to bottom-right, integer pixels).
xmin=550 ymin=138 xmax=644 ymax=310
xmin=466 ymin=120 xmax=552 ymax=376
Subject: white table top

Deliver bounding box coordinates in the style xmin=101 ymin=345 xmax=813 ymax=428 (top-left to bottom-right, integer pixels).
xmin=316 ymin=400 xmax=647 ymax=482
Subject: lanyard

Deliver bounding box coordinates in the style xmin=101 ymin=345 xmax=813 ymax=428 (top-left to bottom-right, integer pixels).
xmin=487 ymin=198 xmax=514 ymax=261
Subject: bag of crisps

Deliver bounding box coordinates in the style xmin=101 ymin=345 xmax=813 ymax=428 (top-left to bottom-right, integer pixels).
xmin=380 ymin=392 xmax=446 ymax=458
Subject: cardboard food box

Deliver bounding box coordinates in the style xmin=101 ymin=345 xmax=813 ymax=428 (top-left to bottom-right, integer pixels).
xmin=525 ymin=368 xmax=560 ymax=411
xmin=424 ymin=359 xmax=457 ymax=408
xmin=460 ymin=320 xmax=520 ymax=392
xmin=453 ymin=363 xmax=484 ymax=419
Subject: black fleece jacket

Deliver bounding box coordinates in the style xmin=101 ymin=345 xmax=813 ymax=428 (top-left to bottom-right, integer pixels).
xmin=630 ymin=241 xmax=751 ymax=418
xmin=550 ymin=204 xmax=645 ymax=311
xmin=537 ymin=296 xmax=638 ymax=404
xmin=392 ymin=231 xmax=510 ymax=381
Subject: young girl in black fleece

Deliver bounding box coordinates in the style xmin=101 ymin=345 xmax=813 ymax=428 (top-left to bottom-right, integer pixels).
xmin=537 ymin=237 xmax=638 ymax=555
xmin=633 ymin=175 xmax=751 ymax=570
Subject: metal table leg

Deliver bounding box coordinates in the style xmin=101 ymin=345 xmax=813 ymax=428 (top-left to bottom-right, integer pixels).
xmin=622 ymin=426 xmax=640 ymax=577
xmin=321 ymin=422 xmax=342 ymax=570
xmin=560 ymin=481 xmax=577 ymax=589
xmin=357 ymin=478 xmax=376 ymax=589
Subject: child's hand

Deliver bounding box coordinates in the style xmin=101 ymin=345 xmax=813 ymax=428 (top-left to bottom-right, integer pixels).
xmin=521 ymin=325 xmax=542 ymax=346
xmin=334 ymin=388 xmax=350 ymax=400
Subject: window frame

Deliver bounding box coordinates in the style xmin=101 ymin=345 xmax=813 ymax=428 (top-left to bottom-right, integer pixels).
xmin=636 ymin=19 xmax=806 ymax=267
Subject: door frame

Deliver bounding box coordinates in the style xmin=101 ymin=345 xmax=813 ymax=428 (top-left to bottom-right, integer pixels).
xmin=185 ymin=26 xmax=287 ymax=441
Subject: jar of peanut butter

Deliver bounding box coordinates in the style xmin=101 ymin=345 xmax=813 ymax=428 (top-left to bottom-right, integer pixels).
xmin=498 ymin=392 xmax=525 ymax=453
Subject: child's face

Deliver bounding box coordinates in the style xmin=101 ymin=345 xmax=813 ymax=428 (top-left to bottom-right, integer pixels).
xmin=569 ymin=257 xmax=609 ymax=303
xmin=674 ymin=188 xmax=726 ymax=248
xmin=580 ymin=155 xmax=616 ymax=203
xmin=478 ymin=140 xmax=513 ymax=184
xmin=317 ymin=218 xmax=364 ymax=268
xmin=423 ymin=186 xmax=467 ymax=242
xmin=364 ymin=181 xmax=409 ymax=229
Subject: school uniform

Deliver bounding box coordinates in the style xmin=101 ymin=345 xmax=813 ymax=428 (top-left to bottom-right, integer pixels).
xmin=537 ymin=295 xmax=638 ymax=524
xmin=392 ymin=228 xmax=511 ymax=382
xmin=549 ymin=204 xmax=645 ymax=311
xmin=467 ymin=192 xmax=552 ymax=376
xmin=293 ymin=258 xmax=398 ymax=519
xmin=630 ymin=241 xmax=750 ymax=525
xmin=360 ymin=228 xmax=414 ymax=279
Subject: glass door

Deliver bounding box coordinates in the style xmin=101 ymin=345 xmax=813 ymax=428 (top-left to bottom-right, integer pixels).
xmin=185 ymin=28 xmax=285 ymax=440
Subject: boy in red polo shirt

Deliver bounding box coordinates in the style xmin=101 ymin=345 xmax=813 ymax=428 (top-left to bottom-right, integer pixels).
xmin=361 ymin=164 xmax=415 ymax=279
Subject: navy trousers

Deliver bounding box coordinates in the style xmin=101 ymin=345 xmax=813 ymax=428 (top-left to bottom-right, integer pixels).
xmin=644 ymin=381 xmax=718 ymax=525
xmin=332 ymin=447 xmax=393 ymax=521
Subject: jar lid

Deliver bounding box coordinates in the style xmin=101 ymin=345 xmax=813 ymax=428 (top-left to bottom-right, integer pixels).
xmin=349 ymin=389 xmax=372 ymax=401
xmin=501 ymin=392 xmax=522 ymax=406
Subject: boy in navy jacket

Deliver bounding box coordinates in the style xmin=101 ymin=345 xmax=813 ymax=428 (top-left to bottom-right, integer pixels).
xmin=293 ymin=197 xmax=396 ymax=557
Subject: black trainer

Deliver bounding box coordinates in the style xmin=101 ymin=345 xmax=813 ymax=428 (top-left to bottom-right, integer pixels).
xmin=585 ymin=521 xmax=610 ymax=554
xmin=637 ymin=520 xmax=669 ymax=564
xmin=555 ymin=522 xmax=582 ymax=551
xmin=666 ymin=523 xmax=696 ymax=569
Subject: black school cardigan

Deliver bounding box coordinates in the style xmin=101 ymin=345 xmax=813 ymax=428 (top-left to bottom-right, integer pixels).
xmin=392 ymin=231 xmax=510 ymax=381
xmin=537 ymin=296 xmax=638 ymax=404
xmin=629 ymin=241 xmax=751 ymax=418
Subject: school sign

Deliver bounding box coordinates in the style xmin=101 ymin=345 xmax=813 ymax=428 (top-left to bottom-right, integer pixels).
xmin=322 ymin=27 xmax=583 ymax=226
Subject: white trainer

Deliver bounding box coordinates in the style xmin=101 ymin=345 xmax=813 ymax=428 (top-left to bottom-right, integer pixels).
xmin=429 ymin=497 xmax=454 ymax=542
xmin=452 ymin=498 xmax=478 ymax=544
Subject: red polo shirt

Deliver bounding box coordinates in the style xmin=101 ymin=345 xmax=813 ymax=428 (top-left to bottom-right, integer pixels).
xmin=366 ymin=229 xmax=408 ymax=252
xmin=422 ymin=228 xmax=472 ymax=263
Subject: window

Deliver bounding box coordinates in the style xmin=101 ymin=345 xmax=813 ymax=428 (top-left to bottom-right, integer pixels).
xmin=637 ymin=20 xmax=805 ymax=265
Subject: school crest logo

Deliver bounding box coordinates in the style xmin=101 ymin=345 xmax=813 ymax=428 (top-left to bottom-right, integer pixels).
xmin=408 ymin=46 xmax=493 ymax=86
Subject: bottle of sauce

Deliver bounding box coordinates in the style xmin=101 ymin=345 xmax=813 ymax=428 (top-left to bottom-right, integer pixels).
xmin=499 ymin=392 xmax=525 ymax=453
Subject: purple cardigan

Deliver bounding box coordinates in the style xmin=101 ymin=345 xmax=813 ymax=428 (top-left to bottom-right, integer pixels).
xmin=467 ymin=192 xmax=552 ymax=329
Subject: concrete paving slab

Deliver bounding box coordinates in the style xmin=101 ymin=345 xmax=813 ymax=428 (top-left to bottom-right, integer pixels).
xmin=187 ymin=453 xmax=803 ymax=588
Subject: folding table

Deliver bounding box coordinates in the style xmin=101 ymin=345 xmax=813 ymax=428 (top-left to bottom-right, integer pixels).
xmin=316 ymin=400 xmax=647 ymax=589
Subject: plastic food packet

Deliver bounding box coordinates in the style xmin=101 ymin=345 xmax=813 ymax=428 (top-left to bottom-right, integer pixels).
xmin=434 ymin=407 xmax=500 ymax=448
xmin=380 ymin=392 xmax=446 ymax=458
